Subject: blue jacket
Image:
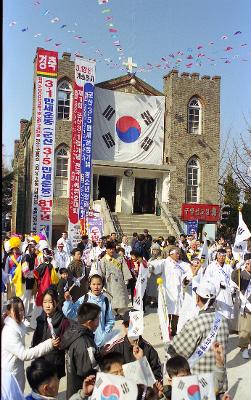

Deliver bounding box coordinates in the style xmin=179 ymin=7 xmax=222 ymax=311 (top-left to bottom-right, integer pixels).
xmin=62 ymin=292 xmax=115 ymax=347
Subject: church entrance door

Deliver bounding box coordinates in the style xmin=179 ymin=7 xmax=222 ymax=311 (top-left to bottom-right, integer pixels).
xmin=133 ymin=178 xmax=156 ymax=214
xmin=98 ymin=176 xmax=116 ymax=212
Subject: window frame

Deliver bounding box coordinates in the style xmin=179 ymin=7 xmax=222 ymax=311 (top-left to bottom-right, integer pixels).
xmin=57 ymin=80 xmax=72 ymax=121
xmin=186 ymin=157 xmax=200 ymax=203
xmin=188 ymin=97 xmax=202 ymax=135
xmin=54 ymin=145 xmax=69 ymax=198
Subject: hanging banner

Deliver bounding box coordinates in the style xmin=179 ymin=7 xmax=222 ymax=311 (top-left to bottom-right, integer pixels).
xmin=31 ymin=48 xmax=58 ymax=243
xmin=79 ymin=65 xmax=96 ymax=218
xmin=87 ymin=216 xmax=104 ymax=242
xmin=186 ymin=220 xmax=198 ymax=237
xmin=181 ymin=203 xmax=220 ymax=222
xmin=68 ymin=57 xmax=96 ymax=243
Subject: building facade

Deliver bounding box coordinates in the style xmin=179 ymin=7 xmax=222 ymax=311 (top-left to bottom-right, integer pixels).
xmin=12 ymin=50 xmax=221 ymax=243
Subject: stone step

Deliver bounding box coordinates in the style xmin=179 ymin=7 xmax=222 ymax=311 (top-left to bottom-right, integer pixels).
xmin=117 ymin=221 xmax=166 ymax=228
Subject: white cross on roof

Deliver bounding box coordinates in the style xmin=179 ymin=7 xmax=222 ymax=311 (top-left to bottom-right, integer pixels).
xmin=123 ymin=56 xmax=137 ymax=74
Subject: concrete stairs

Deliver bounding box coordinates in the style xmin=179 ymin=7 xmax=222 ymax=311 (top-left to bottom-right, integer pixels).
xmin=112 ymin=213 xmax=170 ymax=240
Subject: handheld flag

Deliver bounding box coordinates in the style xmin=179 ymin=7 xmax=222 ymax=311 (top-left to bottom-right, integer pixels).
xmin=157 ymin=277 xmax=170 ymax=343
xmin=233 ymin=210 xmax=251 ymax=253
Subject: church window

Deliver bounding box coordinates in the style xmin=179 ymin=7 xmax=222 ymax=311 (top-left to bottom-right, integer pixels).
xmin=55 ymin=146 xmax=69 ymax=197
xmin=188 ymin=97 xmax=201 ymax=134
xmin=186 ymin=157 xmax=200 ymax=203
xmin=57 ymin=80 xmax=72 ymax=120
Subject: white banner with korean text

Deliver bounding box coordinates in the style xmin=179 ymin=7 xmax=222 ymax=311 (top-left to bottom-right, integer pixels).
xmin=31 ymin=48 xmax=58 ymax=244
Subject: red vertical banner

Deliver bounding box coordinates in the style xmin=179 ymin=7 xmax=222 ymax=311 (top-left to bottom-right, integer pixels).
xmin=30 ymin=48 xmax=58 ymax=244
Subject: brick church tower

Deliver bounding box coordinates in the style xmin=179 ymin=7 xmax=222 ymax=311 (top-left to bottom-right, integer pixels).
xmin=163 ymin=70 xmax=220 ymax=226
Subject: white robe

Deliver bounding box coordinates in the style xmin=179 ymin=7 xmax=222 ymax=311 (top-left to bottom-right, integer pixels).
xmin=150 ymin=257 xmax=189 ymax=315
xmin=177 ymin=268 xmax=201 ymax=333
xmin=202 ymin=261 xmax=234 ymax=319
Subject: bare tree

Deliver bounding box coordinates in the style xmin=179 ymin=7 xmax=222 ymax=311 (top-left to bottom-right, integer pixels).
xmin=227 ymin=127 xmax=251 ymax=198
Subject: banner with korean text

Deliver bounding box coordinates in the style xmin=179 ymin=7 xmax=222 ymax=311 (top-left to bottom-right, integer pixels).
xmin=68 ymin=57 xmax=96 ymax=244
xmin=31 ymin=48 xmax=58 ymax=244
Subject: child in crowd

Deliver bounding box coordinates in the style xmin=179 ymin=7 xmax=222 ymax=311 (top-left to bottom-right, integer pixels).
xmin=100 ymin=352 xmax=125 ymax=376
xmin=162 ymin=342 xmax=229 ymax=400
xmin=31 ymin=288 xmax=70 ymax=379
xmin=67 ymin=248 xmax=89 ymax=302
xmin=60 ymin=302 xmax=101 ymax=398
xmin=57 ymin=268 xmax=72 ymax=310
xmin=25 ymin=358 xmax=59 ymax=400
xmin=70 ymin=353 xmax=125 ymax=399
xmin=105 ymin=310 xmax=162 ymax=382
xmin=63 ymin=274 xmax=115 ymax=348
xmin=1 ymin=297 xmax=59 ymax=392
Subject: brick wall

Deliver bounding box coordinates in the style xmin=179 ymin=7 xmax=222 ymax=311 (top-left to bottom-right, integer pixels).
xmin=163 ymin=69 xmax=221 ymax=218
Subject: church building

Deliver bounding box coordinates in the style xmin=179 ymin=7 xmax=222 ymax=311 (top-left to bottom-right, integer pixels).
xmin=11 ymin=50 xmax=221 ymax=244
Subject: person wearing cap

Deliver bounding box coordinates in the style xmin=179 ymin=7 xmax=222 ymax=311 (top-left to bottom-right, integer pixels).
xmin=203 ymin=248 xmax=234 ymax=319
xmin=104 ymin=310 xmax=162 ymax=382
xmin=148 ymin=248 xmax=190 ymax=336
xmin=54 ymin=242 xmax=70 ymax=272
xmin=231 ymin=255 xmax=251 ymax=359
xmin=166 ymin=280 xmax=229 ymax=394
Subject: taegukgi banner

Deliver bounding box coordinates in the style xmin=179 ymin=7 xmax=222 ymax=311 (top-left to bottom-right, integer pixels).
xmin=68 ymin=57 xmax=96 ymax=243
xmin=31 ymin=48 xmax=58 ymax=243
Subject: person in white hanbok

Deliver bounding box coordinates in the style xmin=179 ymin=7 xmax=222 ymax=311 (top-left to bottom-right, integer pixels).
xmin=177 ymin=256 xmax=203 ymax=333
xmin=57 ymin=232 xmax=72 ymax=256
xmin=202 ymin=248 xmax=234 ymax=320
xmin=148 ymin=248 xmax=190 ymax=336
xmin=54 ymin=243 xmax=70 ymax=271
xmin=89 ymin=238 xmax=106 ymax=276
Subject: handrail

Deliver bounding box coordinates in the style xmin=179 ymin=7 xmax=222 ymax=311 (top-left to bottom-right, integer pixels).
xmin=100 ymin=197 xmax=115 ymax=235
xmin=159 ymin=202 xmax=182 ymax=238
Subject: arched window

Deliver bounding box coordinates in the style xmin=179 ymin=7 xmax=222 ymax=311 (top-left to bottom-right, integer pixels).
xmin=57 ymin=80 xmax=72 ymax=120
xmin=188 ymin=97 xmax=201 ymax=134
xmin=186 ymin=157 xmax=200 ymax=203
xmin=55 ymin=146 xmax=69 ymax=197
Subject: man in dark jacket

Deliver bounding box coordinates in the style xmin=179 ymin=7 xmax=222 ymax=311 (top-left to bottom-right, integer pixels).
xmin=104 ymin=310 xmax=162 ymax=382
xmin=60 ymin=302 xmax=101 ymax=398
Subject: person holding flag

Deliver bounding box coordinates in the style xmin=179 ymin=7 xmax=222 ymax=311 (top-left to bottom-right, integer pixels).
xmin=148 ymin=248 xmax=190 ymax=337
xmin=202 ymin=248 xmax=235 ymax=320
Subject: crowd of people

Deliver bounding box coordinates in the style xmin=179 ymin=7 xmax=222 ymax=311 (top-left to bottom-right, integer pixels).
xmin=1 ymin=227 xmax=251 ymax=400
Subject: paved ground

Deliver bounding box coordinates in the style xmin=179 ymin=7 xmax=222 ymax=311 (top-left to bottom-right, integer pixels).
xmin=22 ymin=306 xmax=251 ymax=399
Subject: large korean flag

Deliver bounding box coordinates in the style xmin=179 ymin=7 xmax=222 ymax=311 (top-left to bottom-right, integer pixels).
xmin=93 ymin=87 xmax=165 ymax=165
